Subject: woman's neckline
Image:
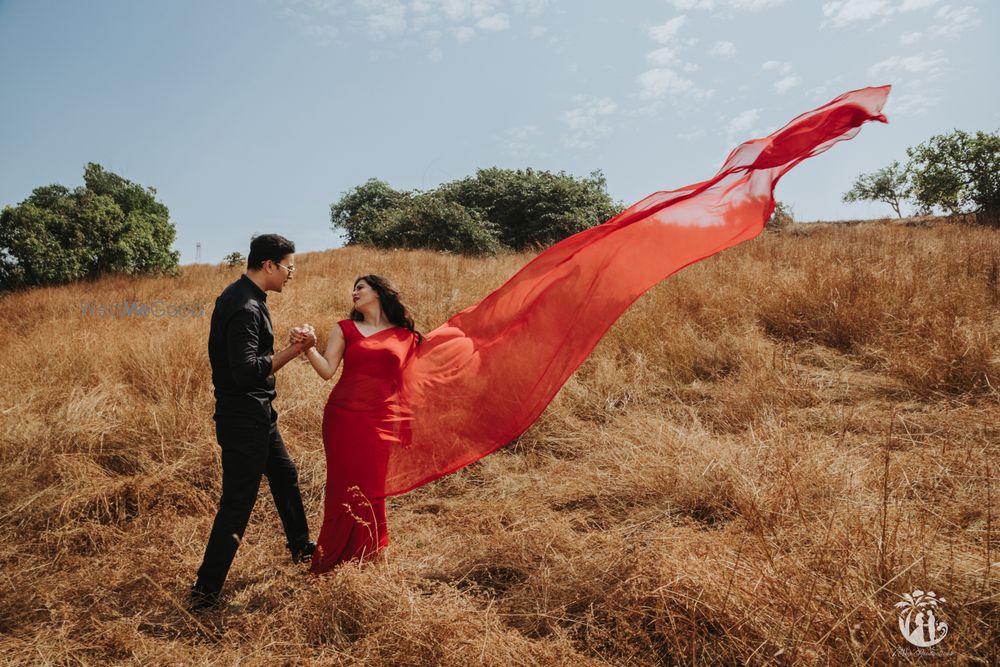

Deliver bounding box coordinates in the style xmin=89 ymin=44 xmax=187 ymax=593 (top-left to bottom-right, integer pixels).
xmin=352 ymin=319 xmax=400 ymax=339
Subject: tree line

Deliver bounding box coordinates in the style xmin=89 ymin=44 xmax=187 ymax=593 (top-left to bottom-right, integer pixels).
xmin=2 ymin=127 xmax=995 ymax=292
xmin=843 ymin=129 xmax=999 ymax=224
xmin=329 ymin=168 xmax=624 ymax=255
xmin=0 ymin=163 xmax=179 ymax=292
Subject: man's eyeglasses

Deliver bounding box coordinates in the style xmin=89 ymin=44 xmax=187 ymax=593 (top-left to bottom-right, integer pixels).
xmin=273 ymin=261 xmax=295 ymax=275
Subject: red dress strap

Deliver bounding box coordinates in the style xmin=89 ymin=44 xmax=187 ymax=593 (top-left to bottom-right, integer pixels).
xmin=337 ymin=319 xmax=359 ymax=344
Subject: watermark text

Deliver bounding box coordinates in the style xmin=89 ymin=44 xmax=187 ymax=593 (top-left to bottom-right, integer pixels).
xmin=79 ymin=300 xmax=206 ymax=319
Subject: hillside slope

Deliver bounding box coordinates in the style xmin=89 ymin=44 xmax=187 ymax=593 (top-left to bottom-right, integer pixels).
xmin=1 ymin=220 xmax=997 ymax=664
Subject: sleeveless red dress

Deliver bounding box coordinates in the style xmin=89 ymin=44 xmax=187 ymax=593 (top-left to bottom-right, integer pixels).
xmin=309 ymin=87 xmax=890 ymax=574
xmin=310 ymin=319 xmax=417 ymax=574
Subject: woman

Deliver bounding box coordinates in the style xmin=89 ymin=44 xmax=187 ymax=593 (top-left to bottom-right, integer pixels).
xmin=294 ymin=86 xmax=890 ymax=574
xmin=292 ymin=275 xmax=421 ymax=574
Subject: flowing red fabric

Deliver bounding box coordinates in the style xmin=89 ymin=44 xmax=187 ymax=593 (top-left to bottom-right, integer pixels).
xmin=361 ymin=86 xmax=890 ymax=503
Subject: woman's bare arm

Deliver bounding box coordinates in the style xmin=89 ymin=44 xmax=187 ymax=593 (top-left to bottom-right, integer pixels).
xmin=304 ymin=324 xmax=346 ymax=380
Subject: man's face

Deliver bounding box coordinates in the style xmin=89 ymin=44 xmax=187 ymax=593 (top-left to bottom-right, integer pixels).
xmin=268 ymin=253 xmax=295 ymax=292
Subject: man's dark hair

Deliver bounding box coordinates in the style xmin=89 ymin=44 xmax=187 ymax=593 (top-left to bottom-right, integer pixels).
xmin=247 ymin=234 xmax=295 ymax=270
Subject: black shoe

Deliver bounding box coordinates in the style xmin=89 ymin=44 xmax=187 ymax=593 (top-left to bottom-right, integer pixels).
xmin=290 ymin=540 xmax=316 ymax=564
xmin=189 ymin=585 xmax=221 ymax=612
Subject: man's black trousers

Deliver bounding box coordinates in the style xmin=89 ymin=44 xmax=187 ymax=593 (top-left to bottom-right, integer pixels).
xmin=194 ymin=406 xmax=310 ymax=595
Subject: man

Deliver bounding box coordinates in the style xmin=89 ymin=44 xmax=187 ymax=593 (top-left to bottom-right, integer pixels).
xmin=191 ymin=233 xmax=317 ymax=611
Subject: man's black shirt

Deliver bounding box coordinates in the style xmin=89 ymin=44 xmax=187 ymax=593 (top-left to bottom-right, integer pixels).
xmin=208 ymin=274 xmax=276 ymax=424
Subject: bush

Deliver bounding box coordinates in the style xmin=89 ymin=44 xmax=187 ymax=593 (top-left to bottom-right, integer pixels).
xmin=369 ymin=194 xmax=502 ymax=255
xmin=330 ymin=178 xmax=410 ymax=246
xmin=330 ymin=168 xmax=623 ymax=254
xmin=765 ymin=201 xmax=794 ymax=232
xmin=436 ymin=168 xmax=623 ymax=250
xmin=0 ymin=163 xmax=179 ymax=291
xmin=222 ymin=252 xmax=246 ymax=268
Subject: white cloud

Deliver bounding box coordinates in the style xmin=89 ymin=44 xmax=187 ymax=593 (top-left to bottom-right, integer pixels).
xmin=505 ymin=124 xmax=541 ymax=138
xmin=868 ymin=53 xmax=947 ymax=77
xmin=356 ymin=0 xmax=407 ymax=38
xmin=774 ymin=74 xmax=801 ymax=92
xmin=762 ymin=60 xmax=792 ymax=74
xmin=727 ymin=108 xmax=761 ymax=139
xmin=429 ymin=0 xmax=496 ymax=22
xmin=804 ymin=75 xmax=844 ymax=101
xmin=476 ymin=12 xmax=510 ymax=30
xmin=511 ymin=0 xmax=548 ymax=15
xmin=634 ymin=10 xmax=713 ymax=111
xmin=561 ymin=97 xmax=617 ymax=149
xmin=281 ymin=0 xmax=344 ymax=17
xmin=899 ymin=31 xmax=921 ymax=44
xmin=822 ymin=0 xmax=942 ymax=27
xmin=278 ymin=0 xmax=549 ymax=48
xmin=500 ymin=124 xmax=542 ymax=156
xmin=670 ymin=0 xmax=789 ymax=11
xmin=729 ymin=0 xmax=787 ymax=8
xmin=886 ymin=92 xmax=939 ymax=115
xmin=822 ymin=0 xmax=894 ymax=26
xmin=929 ymin=5 xmax=980 ymax=38
xmin=302 ymin=23 xmax=339 ymax=42
xmin=649 ymin=15 xmax=687 ymax=43
xmin=646 ymin=46 xmax=680 ymax=67
xmin=670 ymin=0 xmax=715 ymax=8
xmin=709 ymin=40 xmax=736 ymax=57
xmin=898 ymin=0 xmax=938 ymax=9
xmin=453 ymin=25 xmax=476 ymax=41
xmin=677 ymin=128 xmax=707 ymax=141
xmin=637 ymin=68 xmax=695 ymax=99
xmin=528 ymin=25 xmax=547 ymax=37
xmin=761 ymin=60 xmax=798 ymax=91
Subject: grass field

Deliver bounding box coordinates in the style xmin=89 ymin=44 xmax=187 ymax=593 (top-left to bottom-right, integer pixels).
xmin=0 ymin=218 xmax=997 ymax=665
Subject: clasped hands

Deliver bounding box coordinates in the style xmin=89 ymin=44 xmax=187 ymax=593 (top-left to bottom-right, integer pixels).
xmin=288 ymin=324 xmax=317 ymax=354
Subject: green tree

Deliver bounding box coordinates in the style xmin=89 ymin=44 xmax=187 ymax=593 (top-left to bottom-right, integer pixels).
xmin=223 ymin=251 xmax=246 ymax=268
xmin=438 ymin=167 xmax=622 ymax=250
xmin=765 ymin=200 xmax=794 ymax=232
xmin=842 ymin=160 xmax=911 ymax=218
xmin=329 ymin=178 xmax=410 ymax=245
xmin=0 ymin=163 xmax=179 ymax=291
xmin=906 ymin=129 xmax=1000 ymax=224
xmin=329 ymin=168 xmax=623 ymax=254
xmin=369 ymin=194 xmax=502 ymax=255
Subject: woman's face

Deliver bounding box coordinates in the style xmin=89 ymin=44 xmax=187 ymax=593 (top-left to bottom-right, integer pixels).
xmin=352 ymin=279 xmax=379 ymax=310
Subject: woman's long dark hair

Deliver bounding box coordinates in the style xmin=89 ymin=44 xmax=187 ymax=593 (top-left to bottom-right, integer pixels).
xmin=350 ymin=274 xmax=422 ymax=344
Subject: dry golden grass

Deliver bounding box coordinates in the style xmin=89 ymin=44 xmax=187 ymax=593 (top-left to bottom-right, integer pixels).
xmin=0 ymin=218 xmax=997 ymax=665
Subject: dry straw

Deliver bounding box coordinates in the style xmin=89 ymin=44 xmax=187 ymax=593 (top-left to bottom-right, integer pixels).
xmin=0 ymin=219 xmax=996 ymax=664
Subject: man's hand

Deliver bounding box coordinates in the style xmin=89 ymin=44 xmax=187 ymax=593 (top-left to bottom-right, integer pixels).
xmin=289 ymin=324 xmax=317 ymax=352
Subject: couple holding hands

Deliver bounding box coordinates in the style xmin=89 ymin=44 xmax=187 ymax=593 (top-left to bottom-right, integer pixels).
xmin=189 ymin=86 xmax=892 ymax=613
xmin=191 ymin=233 xmax=420 ymax=611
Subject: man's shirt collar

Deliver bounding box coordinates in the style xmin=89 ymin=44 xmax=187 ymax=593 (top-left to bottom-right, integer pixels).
xmin=240 ymin=274 xmax=267 ymax=302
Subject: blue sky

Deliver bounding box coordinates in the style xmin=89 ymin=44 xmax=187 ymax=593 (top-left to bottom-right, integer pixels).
xmin=1 ymin=0 xmax=996 ymax=264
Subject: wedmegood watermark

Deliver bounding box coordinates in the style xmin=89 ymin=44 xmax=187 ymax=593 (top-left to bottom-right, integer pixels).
xmin=893 ymin=590 xmax=953 ymax=658
xmin=79 ymin=300 xmax=207 ymax=319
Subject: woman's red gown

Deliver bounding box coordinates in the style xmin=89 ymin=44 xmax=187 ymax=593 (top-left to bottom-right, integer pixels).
xmin=311 ymin=319 xmax=417 ymax=574
xmin=310 ymin=86 xmax=891 ymax=574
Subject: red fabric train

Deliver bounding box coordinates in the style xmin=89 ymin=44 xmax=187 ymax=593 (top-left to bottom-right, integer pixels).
xmin=388 ymin=85 xmax=890 ymax=494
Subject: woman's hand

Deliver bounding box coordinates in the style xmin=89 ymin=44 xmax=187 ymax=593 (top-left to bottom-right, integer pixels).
xmin=289 ymin=324 xmax=317 ymax=352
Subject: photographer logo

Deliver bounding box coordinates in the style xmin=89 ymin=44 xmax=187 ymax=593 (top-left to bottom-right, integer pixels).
xmin=895 ymin=590 xmax=948 ymax=648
